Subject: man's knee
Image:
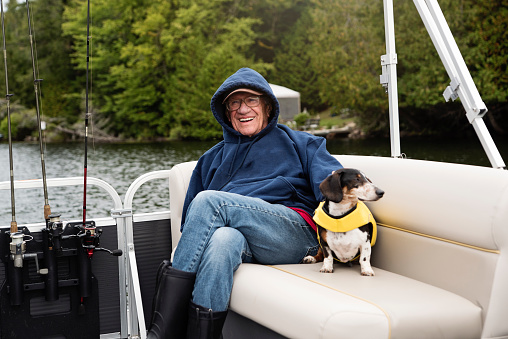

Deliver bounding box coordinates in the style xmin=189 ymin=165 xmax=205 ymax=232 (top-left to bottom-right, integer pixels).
xmin=190 ymin=190 xmax=230 ymax=210
xmin=204 ymin=228 xmax=250 ymax=267
xmin=207 ymin=227 xmax=245 ymax=253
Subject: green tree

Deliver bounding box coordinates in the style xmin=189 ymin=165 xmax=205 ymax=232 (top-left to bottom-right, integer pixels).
xmin=273 ymin=9 xmax=325 ymax=113
xmin=62 ymin=0 xmax=271 ymax=140
xmin=0 ymin=0 xmax=78 ymax=124
xmin=248 ymin=0 xmax=305 ymax=64
xmin=63 ymin=0 xmax=153 ymax=138
xmin=467 ymin=0 xmax=508 ymax=103
xmin=0 ymin=107 xmax=37 ymax=140
xmin=162 ymin=0 xmax=270 ymax=140
xmin=307 ymin=0 xmax=386 ymax=132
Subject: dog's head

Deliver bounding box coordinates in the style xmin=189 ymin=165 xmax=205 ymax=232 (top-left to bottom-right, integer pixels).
xmin=319 ymin=168 xmax=384 ymax=203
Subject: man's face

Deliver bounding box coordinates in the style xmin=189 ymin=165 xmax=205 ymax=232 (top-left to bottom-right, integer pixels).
xmin=226 ymin=92 xmax=269 ymax=137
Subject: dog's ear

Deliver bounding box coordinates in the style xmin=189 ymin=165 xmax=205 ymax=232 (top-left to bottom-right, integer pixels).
xmin=320 ymin=170 xmax=343 ymax=202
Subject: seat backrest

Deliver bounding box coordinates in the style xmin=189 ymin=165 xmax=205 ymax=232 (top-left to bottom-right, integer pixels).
xmin=169 ymin=160 xmax=197 ymax=251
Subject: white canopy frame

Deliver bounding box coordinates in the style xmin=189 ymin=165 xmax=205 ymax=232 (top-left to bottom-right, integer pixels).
xmin=380 ymin=0 xmax=506 ymax=169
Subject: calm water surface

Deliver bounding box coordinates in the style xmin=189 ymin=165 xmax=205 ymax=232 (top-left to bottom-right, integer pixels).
xmin=1 ymin=135 xmax=507 ymax=225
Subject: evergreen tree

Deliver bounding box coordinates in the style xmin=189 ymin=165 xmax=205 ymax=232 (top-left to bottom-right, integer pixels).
xmin=2 ymin=0 xmax=76 ymax=118
xmin=273 ymin=9 xmax=325 ymax=113
xmin=161 ymin=0 xmax=270 ymax=140
xmin=307 ymin=0 xmax=386 ymax=132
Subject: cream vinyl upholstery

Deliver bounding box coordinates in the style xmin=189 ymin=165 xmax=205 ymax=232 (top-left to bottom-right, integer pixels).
xmin=169 ymin=156 xmax=508 ymax=339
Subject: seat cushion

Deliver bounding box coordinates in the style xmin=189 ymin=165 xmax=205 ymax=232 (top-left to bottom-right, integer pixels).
xmin=230 ymin=263 xmax=482 ymax=339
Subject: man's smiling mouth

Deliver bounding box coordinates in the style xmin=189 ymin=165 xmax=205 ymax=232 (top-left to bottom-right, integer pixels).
xmin=239 ymin=118 xmax=254 ymax=122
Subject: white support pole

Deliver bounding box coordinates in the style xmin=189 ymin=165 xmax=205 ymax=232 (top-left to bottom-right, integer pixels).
xmin=128 ymin=239 xmax=147 ymax=339
xmin=112 ymin=208 xmax=145 ymax=339
xmin=472 ymin=119 xmax=506 ymax=170
xmin=113 ymin=214 xmax=129 ymax=339
xmin=413 ymin=0 xmax=506 ymax=169
xmin=381 ymin=0 xmax=401 ymax=158
xmin=122 ymin=170 xmax=172 ymax=338
xmin=125 ymin=214 xmax=143 ymax=338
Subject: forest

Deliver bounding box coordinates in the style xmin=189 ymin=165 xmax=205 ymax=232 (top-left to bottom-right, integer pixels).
xmin=0 ymin=0 xmax=506 ymax=141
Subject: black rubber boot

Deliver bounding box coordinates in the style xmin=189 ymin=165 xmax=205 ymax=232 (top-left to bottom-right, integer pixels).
xmin=187 ymin=301 xmax=228 ymax=339
xmin=147 ymin=260 xmax=196 ymax=339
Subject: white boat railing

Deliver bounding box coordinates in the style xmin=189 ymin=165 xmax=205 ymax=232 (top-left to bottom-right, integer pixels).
xmin=122 ymin=170 xmax=172 ymax=339
xmin=0 ymin=176 xmax=121 ymax=207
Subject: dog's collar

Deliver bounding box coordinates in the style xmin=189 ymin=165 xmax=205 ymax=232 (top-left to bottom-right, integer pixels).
xmin=313 ymin=201 xmax=375 ymax=233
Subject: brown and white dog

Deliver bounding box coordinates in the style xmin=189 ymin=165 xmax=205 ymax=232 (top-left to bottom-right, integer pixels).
xmin=303 ymin=168 xmax=384 ymax=275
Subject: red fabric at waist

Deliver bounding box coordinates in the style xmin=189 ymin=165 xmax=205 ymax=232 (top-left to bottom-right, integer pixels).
xmin=288 ymin=207 xmax=317 ymax=232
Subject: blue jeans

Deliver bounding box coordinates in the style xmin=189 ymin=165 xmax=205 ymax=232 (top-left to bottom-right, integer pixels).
xmin=172 ymin=190 xmax=319 ymax=311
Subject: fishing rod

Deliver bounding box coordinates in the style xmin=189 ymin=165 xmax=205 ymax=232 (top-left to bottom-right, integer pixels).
xmin=79 ymin=0 xmax=96 ymax=267
xmin=25 ymin=0 xmax=50 ymax=222
xmin=1 ymin=0 xmax=16 ymax=233
xmin=25 ymin=0 xmax=60 ymax=302
xmin=83 ymin=0 xmax=90 ymax=227
xmin=2 ymin=0 xmax=24 ymax=307
xmin=76 ymin=0 xmax=122 ymax=302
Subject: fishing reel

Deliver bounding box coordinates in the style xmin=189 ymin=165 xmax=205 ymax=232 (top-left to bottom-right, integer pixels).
xmin=63 ymin=220 xmax=122 ymax=300
xmin=46 ymin=214 xmax=65 ymax=252
xmin=8 ymin=229 xmax=45 ymax=274
xmin=69 ymin=221 xmax=123 ymax=258
xmin=8 ymin=231 xmax=34 ymax=269
xmin=9 ymin=232 xmax=26 ymax=268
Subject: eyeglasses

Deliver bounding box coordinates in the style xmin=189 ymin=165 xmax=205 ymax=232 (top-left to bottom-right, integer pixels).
xmin=226 ymin=96 xmax=261 ymax=111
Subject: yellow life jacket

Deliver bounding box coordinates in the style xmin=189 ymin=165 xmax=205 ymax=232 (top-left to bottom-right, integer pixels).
xmin=313 ymin=201 xmax=377 ymax=261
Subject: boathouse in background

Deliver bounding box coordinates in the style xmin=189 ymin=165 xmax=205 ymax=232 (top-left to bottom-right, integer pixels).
xmin=269 ymin=84 xmax=300 ymax=121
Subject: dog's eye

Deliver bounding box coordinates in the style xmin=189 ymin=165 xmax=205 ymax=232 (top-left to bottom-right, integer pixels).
xmin=352 ymin=178 xmax=362 ymax=188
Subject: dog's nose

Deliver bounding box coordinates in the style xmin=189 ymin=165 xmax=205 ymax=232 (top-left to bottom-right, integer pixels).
xmin=376 ymin=188 xmax=385 ymax=197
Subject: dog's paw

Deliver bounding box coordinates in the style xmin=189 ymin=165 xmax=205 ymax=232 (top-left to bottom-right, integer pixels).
xmin=302 ymin=256 xmax=316 ymax=264
xmin=361 ymin=268 xmax=375 ymax=276
xmin=319 ymin=262 xmax=334 ymax=273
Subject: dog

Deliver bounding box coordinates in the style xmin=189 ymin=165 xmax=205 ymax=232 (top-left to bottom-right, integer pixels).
xmin=303 ymin=168 xmax=384 ymax=275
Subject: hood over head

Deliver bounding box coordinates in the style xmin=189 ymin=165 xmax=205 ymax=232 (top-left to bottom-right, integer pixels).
xmin=211 ymin=68 xmax=280 ymax=139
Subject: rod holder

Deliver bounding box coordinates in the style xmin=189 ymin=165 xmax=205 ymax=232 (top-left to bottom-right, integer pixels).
xmin=77 ymin=244 xmax=92 ymax=298
xmin=42 ymin=229 xmax=58 ymax=301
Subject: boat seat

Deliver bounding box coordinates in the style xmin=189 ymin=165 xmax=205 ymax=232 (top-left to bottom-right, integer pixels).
xmin=169 ymin=155 xmax=508 ymax=339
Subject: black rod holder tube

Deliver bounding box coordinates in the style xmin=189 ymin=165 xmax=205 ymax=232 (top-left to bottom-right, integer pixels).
xmin=77 ymin=245 xmax=92 ymax=298
xmin=42 ymin=229 xmax=58 ymax=301
xmin=7 ymin=261 xmax=23 ymax=306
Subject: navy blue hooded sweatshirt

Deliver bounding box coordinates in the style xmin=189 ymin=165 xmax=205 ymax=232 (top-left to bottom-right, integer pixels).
xmin=181 ymin=68 xmax=342 ymax=229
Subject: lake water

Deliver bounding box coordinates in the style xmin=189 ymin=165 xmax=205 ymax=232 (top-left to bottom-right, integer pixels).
xmin=1 ymin=135 xmax=507 ymax=225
